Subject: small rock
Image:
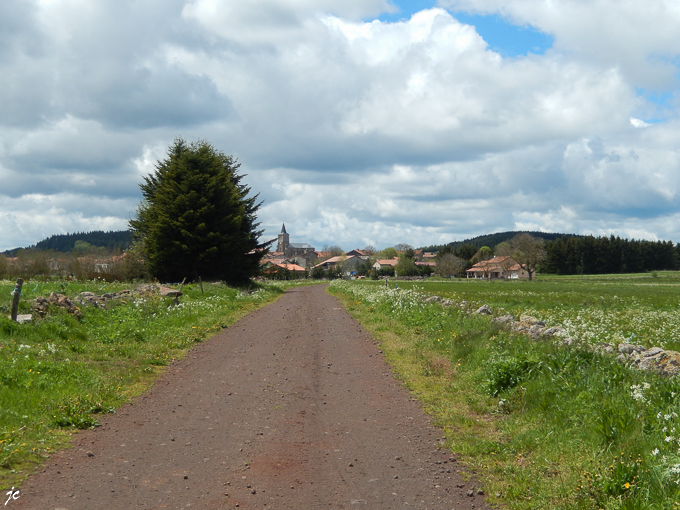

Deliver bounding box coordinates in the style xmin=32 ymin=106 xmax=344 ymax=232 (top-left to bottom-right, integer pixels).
xmin=475 ymin=305 xmax=492 ymax=315
xmin=643 ymin=347 xmax=665 ymax=358
xmin=618 ymin=343 xmax=646 ymax=355
xmin=542 ymin=326 xmax=564 ymax=336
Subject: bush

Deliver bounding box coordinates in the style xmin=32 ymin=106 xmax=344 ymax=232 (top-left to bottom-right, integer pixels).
xmin=485 ymin=354 xmax=542 ymax=397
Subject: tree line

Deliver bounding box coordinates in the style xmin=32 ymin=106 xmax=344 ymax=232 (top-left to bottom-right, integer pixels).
xmin=542 ymin=235 xmax=677 ymax=275
xmin=3 ymin=231 xmax=132 ymax=256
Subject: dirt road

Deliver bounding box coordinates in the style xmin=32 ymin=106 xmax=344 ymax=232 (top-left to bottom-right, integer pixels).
xmin=14 ymin=284 xmax=489 ymax=509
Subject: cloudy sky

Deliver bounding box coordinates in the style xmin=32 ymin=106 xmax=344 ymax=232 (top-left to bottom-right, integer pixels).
xmin=1 ymin=0 xmax=680 ymax=251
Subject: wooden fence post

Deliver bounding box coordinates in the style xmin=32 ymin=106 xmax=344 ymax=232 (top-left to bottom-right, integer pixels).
xmin=11 ymin=278 xmax=23 ymax=322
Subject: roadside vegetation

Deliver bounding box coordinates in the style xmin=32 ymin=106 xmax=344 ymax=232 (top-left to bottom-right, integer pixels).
xmin=0 ymin=278 xmax=290 ymax=488
xmin=330 ymin=274 xmax=680 ymax=509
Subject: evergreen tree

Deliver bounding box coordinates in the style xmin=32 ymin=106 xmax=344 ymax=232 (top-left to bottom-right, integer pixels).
xmin=129 ymin=139 xmax=269 ymax=284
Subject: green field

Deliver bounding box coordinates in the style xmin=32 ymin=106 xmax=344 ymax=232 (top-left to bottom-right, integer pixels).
xmin=0 ymin=278 xmax=290 ymax=488
xmin=396 ymin=273 xmax=680 ymax=350
xmin=330 ymin=274 xmax=680 ymax=510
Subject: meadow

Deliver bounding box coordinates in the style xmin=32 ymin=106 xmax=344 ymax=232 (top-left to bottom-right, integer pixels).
xmin=330 ymin=274 xmax=680 ymax=510
xmin=0 ymin=278 xmax=288 ymax=488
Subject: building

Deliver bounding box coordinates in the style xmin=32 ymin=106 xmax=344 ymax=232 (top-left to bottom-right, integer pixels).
xmin=274 ymin=224 xmax=317 ymax=268
xmin=372 ymin=258 xmax=398 ymax=271
xmin=466 ymin=256 xmax=529 ymax=280
xmin=313 ymin=255 xmax=364 ymax=276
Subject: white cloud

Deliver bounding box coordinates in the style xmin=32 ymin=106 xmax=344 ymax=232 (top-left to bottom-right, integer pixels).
xmin=0 ymin=0 xmax=680 ymax=251
xmin=630 ymin=117 xmax=651 ymax=128
xmin=440 ymin=0 xmax=680 ymax=90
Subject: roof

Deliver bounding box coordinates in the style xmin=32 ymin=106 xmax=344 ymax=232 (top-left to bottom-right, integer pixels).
xmin=374 ymin=259 xmax=398 ymax=267
xmin=289 ymin=243 xmax=314 ymax=249
xmin=266 ymin=262 xmax=305 ymax=272
xmin=467 ymin=256 xmax=519 ymax=272
xmin=313 ymin=255 xmax=360 ymax=268
xmin=280 ymin=223 xmax=287 ymax=234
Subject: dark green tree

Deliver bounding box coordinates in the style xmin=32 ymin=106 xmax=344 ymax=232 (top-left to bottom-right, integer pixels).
xmin=129 ymin=139 xmax=269 ymax=284
xmin=395 ymin=251 xmax=417 ymax=276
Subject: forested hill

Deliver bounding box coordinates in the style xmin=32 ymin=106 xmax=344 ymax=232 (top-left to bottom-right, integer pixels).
xmin=3 ymin=230 xmax=132 ymax=256
xmin=421 ymin=231 xmax=578 ymax=252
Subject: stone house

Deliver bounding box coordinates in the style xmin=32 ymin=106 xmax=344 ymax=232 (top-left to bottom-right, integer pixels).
xmin=466 ymin=256 xmax=529 ymax=279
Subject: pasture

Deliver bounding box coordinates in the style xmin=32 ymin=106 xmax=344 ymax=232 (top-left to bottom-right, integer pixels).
xmin=330 ymin=274 xmax=680 ymax=510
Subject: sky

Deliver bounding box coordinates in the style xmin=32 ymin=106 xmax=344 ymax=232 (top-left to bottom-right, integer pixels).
xmin=1 ymin=0 xmax=680 ymax=252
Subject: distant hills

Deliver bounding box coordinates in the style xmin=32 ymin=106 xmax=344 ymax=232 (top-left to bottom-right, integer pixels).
xmin=3 ymin=230 xmax=133 ymax=256
xmin=420 ymin=231 xmax=581 ymax=252
xmin=4 ymin=229 xmax=577 ymax=257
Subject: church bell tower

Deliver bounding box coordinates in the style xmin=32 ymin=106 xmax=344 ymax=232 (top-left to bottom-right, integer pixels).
xmin=276 ymin=224 xmax=289 ymax=253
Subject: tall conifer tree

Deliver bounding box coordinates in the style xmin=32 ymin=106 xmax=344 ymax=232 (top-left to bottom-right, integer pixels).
xmin=130 ymin=139 xmax=269 ymax=283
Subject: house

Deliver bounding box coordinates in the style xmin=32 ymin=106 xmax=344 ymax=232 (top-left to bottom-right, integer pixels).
xmin=346 ymin=249 xmax=371 ymax=259
xmin=372 ymin=258 xmax=398 ymax=271
xmin=262 ymin=262 xmax=306 ymax=278
xmin=466 ymin=256 xmax=529 ymax=280
xmin=313 ymin=251 xmax=332 ymax=262
xmin=313 ymin=255 xmax=364 ymax=276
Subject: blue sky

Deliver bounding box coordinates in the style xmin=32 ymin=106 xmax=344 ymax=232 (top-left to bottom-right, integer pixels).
xmin=379 ymin=0 xmax=554 ymax=57
xmin=1 ymin=0 xmax=680 ymax=251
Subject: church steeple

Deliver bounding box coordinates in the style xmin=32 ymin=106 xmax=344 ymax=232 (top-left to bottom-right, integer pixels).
xmin=277 ymin=224 xmax=290 ymax=253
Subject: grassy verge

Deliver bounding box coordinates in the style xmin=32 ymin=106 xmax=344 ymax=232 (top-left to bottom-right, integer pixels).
xmin=330 ymin=279 xmax=680 ymax=510
xmin=0 ymin=278 xmax=296 ymax=489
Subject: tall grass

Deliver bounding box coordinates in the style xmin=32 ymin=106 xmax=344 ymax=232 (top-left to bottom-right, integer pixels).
xmin=330 ymin=278 xmax=680 ymax=509
xmin=0 ymin=279 xmax=289 ymax=488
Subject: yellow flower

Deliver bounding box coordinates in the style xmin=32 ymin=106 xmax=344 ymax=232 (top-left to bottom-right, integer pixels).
xmin=624 ymin=482 xmax=630 ymax=489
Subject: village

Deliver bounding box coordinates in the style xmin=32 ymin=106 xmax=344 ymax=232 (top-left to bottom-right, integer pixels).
xmin=259 ymin=224 xmax=531 ymax=280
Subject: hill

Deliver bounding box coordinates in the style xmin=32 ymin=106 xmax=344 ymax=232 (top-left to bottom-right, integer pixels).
xmin=420 ymin=231 xmax=580 ymax=252
xmin=3 ymin=230 xmax=133 ymax=256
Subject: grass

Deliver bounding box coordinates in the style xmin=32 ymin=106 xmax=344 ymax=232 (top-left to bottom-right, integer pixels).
xmin=396 ymin=273 xmax=680 ymax=350
xmin=0 ymin=278 xmax=297 ymax=489
xmin=330 ymin=276 xmax=680 ymax=509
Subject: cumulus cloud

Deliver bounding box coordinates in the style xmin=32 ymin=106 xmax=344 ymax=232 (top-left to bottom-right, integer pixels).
xmin=0 ymin=0 xmax=679 ymax=251
xmin=440 ymin=0 xmax=680 ymax=90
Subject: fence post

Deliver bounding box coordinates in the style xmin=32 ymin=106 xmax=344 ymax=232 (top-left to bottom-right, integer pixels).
xmin=11 ymin=278 xmax=23 ymax=322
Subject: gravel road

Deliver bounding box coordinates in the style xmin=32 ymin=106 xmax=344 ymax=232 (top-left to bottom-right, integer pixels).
xmin=14 ymin=284 xmax=490 ymax=509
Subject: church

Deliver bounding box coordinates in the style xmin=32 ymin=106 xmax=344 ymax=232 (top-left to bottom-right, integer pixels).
xmin=273 ymin=224 xmax=317 ymax=268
